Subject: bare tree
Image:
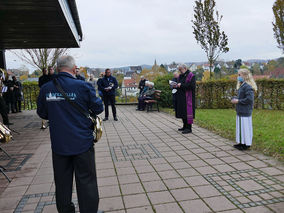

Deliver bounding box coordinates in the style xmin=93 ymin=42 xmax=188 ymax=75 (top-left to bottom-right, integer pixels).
xmin=192 ymin=0 xmax=229 ymax=78
xmin=272 ymin=0 xmax=284 ymax=53
xmin=10 ymin=48 xmax=68 ymax=70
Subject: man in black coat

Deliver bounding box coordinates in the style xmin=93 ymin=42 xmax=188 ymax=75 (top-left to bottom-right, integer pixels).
xmin=38 ymin=68 xmax=50 ymax=88
xmin=138 ymin=76 xmax=147 ymax=94
xmin=98 ymin=69 xmax=118 ymax=121
xmin=174 ymin=64 xmax=196 ymax=134
xmin=12 ymin=76 xmax=22 ymax=112
xmin=75 ymin=67 xmax=85 ymax=81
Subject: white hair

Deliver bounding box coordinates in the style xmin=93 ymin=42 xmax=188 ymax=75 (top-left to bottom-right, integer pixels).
xmin=57 ymin=55 xmax=76 ymax=71
xmin=177 ymin=64 xmax=188 ymax=70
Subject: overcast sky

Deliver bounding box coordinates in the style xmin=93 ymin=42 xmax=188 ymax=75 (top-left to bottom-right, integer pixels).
xmin=6 ymin=0 xmax=281 ymax=70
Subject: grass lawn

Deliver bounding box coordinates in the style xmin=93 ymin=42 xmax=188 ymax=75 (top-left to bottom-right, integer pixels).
xmin=161 ymin=108 xmax=284 ymax=161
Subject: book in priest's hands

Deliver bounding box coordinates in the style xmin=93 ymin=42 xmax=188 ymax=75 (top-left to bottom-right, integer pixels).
xmin=169 ymin=80 xmax=177 ymax=86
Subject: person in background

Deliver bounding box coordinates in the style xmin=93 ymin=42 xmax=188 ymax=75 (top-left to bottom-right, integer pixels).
xmin=5 ymin=75 xmax=16 ymax=113
xmin=38 ymin=68 xmax=50 ymax=129
xmin=174 ymin=64 xmax=196 ymax=134
xmin=38 ymin=68 xmax=50 ymax=88
xmin=231 ymin=69 xmax=257 ymax=150
xmin=88 ymin=74 xmax=96 ymax=87
xmin=48 ymin=66 xmax=57 ymax=80
xmin=76 ymin=67 xmax=85 ymax=81
xmin=137 ymin=82 xmax=155 ymax=111
xmin=37 ymin=55 xmax=104 ymax=213
xmin=98 ymin=69 xmax=118 ymax=121
xmin=0 ymin=69 xmax=12 ymax=125
xmin=171 ymin=71 xmax=179 ymax=112
xmin=138 ymin=76 xmax=147 ymax=95
xmin=97 ymin=73 xmax=104 ymax=99
xmin=12 ymin=76 xmax=22 ymax=112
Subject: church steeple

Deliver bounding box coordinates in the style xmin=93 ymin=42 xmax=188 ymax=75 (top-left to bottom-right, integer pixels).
xmin=152 ymin=58 xmax=158 ymax=72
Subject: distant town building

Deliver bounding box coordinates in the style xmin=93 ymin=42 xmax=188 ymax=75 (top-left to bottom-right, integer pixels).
xmin=121 ymin=77 xmax=138 ymax=97
xmin=167 ymin=64 xmax=178 ymax=72
xmin=202 ymin=64 xmax=210 ymax=71
xmin=129 ymin=66 xmax=142 ymax=74
xmin=253 ymin=75 xmax=271 ymax=80
xmin=7 ymin=69 xmax=29 ymax=78
xmin=189 ymin=64 xmax=197 ymax=72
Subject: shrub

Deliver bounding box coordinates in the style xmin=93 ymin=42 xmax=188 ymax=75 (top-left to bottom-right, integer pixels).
xmin=153 ymin=75 xmax=284 ymax=110
xmin=154 ymin=73 xmax=174 ymax=108
xmin=197 ymin=79 xmax=284 ymax=109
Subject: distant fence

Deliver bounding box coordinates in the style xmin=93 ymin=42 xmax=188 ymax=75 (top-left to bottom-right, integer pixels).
xmin=21 ymin=82 xmax=138 ymax=110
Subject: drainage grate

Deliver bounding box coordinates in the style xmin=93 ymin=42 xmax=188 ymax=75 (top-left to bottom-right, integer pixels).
xmin=110 ymin=143 xmax=163 ymax=162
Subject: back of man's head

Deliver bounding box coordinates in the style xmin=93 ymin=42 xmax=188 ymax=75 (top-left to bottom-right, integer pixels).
xmin=57 ymin=56 xmax=76 ymax=72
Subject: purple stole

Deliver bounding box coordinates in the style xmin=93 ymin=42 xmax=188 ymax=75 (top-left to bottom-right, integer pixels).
xmin=185 ymin=72 xmax=194 ymax=124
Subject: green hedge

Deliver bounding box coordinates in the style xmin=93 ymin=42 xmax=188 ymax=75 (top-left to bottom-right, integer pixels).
xmin=22 ymin=82 xmax=39 ymax=110
xmin=154 ymin=75 xmax=284 ymax=110
xmin=154 ymin=74 xmax=174 ymax=108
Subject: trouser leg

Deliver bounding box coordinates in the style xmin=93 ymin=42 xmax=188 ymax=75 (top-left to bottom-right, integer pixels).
xmin=18 ymin=101 xmax=21 ymax=111
xmin=182 ymin=118 xmax=187 ymax=128
xmin=0 ymin=96 xmax=9 ymax=124
xmin=110 ymin=95 xmax=116 ymax=118
xmin=104 ymin=96 xmax=109 ymax=118
xmin=74 ymin=147 xmax=99 ymax=213
xmin=52 ymin=152 xmax=75 ymax=213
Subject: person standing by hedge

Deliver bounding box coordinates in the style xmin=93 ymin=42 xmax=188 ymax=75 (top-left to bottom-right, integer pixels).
xmin=231 ymin=69 xmax=257 ymax=150
xmin=174 ymin=64 xmax=196 ymax=134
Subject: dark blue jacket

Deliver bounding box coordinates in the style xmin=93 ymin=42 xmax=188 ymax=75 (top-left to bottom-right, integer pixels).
xmin=37 ymin=72 xmax=104 ymax=156
xmin=98 ymin=75 xmax=118 ymax=96
xmin=236 ymin=82 xmax=254 ymax=117
xmin=76 ymin=74 xmax=85 ymax=81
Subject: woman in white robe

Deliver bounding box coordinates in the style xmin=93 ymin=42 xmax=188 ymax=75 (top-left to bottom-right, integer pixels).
xmin=231 ymin=69 xmax=257 ymax=150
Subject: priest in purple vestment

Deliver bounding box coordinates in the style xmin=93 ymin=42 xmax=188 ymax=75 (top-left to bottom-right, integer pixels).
xmin=174 ymin=64 xmax=196 ymax=134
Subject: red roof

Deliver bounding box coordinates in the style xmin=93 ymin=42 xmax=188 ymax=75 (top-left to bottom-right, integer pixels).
xmin=123 ymin=79 xmax=137 ymax=87
xmin=253 ymin=75 xmax=270 ymax=80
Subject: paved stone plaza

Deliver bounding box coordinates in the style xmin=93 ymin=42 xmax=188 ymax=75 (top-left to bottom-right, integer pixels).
xmin=0 ymin=106 xmax=283 ymax=213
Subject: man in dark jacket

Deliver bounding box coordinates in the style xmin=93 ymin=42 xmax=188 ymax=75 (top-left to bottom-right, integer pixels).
xmin=75 ymin=67 xmax=85 ymax=81
xmin=138 ymin=76 xmax=147 ymax=94
xmin=48 ymin=66 xmax=57 ymax=81
xmin=37 ymin=55 xmax=104 ymax=213
xmin=12 ymin=76 xmax=22 ymax=112
xmin=98 ymin=69 xmax=118 ymax=121
xmin=38 ymin=68 xmax=50 ymax=88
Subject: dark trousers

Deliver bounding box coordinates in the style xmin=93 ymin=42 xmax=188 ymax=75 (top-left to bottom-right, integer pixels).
xmin=0 ymin=96 xmax=9 ymax=124
xmin=104 ymin=95 xmax=116 ymax=118
xmin=138 ymin=97 xmax=146 ymax=110
xmin=52 ymin=147 xmax=99 ymax=213
xmin=182 ymin=118 xmax=192 ymax=130
xmin=15 ymin=100 xmax=21 ymax=112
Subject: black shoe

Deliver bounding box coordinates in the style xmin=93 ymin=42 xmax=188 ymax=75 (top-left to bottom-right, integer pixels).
xmin=178 ymin=127 xmax=185 ymax=131
xmin=242 ymin=144 xmax=250 ymax=150
xmin=182 ymin=128 xmax=192 ymax=134
xmin=233 ymin=144 xmax=244 ymax=150
xmin=114 ymin=117 xmax=118 ymax=121
xmin=103 ymin=118 xmax=108 ymax=121
xmin=4 ymin=122 xmax=13 ymax=126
